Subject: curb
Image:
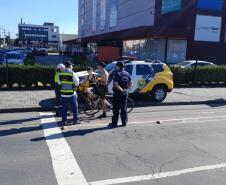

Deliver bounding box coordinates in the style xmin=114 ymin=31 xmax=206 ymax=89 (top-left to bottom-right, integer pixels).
xmin=1 ymin=100 xmax=226 ymax=114
xmin=0 ymin=107 xmax=54 ymax=114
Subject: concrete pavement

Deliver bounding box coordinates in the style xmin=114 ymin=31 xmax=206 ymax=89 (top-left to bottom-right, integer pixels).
xmin=1 ymin=88 xmax=226 ymax=113
xmin=1 ymin=104 xmax=226 ymax=184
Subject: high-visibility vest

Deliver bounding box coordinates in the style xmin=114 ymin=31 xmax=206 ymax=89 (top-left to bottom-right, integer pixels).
xmin=54 ymin=72 xmax=60 ymax=83
xmin=58 ymin=72 xmax=74 ymax=95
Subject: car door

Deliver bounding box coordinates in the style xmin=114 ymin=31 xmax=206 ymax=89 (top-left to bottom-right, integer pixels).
xmin=134 ymin=64 xmax=155 ymax=94
xmin=124 ymin=64 xmax=135 ymax=93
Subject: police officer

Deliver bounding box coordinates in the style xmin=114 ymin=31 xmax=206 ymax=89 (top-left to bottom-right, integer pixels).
xmin=109 ymin=61 xmax=132 ymax=128
xmin=54 ymin=64 xmax=65 ymax=117
xmin=58 ymin=61 xmax=80 ymax=130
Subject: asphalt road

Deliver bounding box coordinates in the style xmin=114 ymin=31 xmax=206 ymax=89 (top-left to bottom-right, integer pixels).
xmin=1 ymin=104 xmax=226 ymax=185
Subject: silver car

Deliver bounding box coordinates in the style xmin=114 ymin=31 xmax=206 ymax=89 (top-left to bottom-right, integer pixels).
xmin=3 ymin=52 xmax=24 ymax=65
xmin=175 ymin=60 xmax=216 ymax=69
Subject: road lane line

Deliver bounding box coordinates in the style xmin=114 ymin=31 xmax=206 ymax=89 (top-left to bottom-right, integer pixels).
xmin=72 ymin=115 xmax=226 ymax=128
xmin=39 ymin=112 xmax=88 ymax=185
xmin=90 ymin=163 xmax=226 ymax=185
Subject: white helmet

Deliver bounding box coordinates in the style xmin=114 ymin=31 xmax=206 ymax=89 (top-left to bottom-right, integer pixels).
xmin=57 ymin=64 xmax=65 ymax=69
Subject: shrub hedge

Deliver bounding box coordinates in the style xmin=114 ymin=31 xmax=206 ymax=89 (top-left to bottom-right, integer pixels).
xmin=0 ymin=65 xmax=86 ymax=88
xmin=1 ymin=65 xmax=226 ymax=89
xmin=170 ymin=66 xmax=226 ymax=85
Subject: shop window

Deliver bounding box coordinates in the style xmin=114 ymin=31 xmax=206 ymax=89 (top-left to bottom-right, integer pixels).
xmin=166 ymin=40 xmax=187 ymax=64
xmin=123 ymin=39 xmax=166 ymax=62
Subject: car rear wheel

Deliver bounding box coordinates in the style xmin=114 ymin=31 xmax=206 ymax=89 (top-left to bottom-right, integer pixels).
xmin=151 ymin=86 xmax=167 ymax=102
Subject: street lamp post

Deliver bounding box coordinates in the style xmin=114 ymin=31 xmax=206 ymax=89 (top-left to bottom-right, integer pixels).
xmin=6 ymin=54 xmax=9 ymax=88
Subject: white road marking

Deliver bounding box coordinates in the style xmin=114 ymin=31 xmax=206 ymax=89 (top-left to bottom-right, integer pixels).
xmin=39 ymin=112 xmax=88 ymax=185
xmin=90 ymin=163 xmax=226 ymax=185
xmin=73 ymin=115 xmax=226 ymax=128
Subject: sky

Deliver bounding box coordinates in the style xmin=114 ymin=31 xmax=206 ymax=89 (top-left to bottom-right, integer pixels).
xmin=0 ymin=0 xmax=78 ymax=38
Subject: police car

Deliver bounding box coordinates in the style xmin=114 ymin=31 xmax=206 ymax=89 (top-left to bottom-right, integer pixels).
xmin=76 ymin=60 xmax=174 ymax=102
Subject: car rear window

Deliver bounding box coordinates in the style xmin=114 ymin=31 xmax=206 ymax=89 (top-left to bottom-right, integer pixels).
xmin=152 ymin=64 xmax=164 ymax=73
xmin=6 ymin=53 xmax=22 ymax=59
xmin=136 ymin=65 xmax=151 ymax=75
xmin=125 ymin=65 xmax=133 ymax=75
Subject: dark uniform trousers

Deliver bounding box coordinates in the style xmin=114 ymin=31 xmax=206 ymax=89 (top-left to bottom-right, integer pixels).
xmin=112 ymin=92 xmax=128 ymax=126
xmin=55 ymin=83 xmax=61 ymax=114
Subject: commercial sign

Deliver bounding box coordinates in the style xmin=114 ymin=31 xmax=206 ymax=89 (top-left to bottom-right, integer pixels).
xmin=194 ymin=15 xmax=222 ymax=42
xmin=110 ymin=0 xmax=118 ymax=27
xmin=100 ymin=0 xmax=106 ymax=30
xmin=92 ymin=0 xmax=97 ymax=32
xmin=197 ymin=0 xmax=223 ymax=11
xmin=162 ymin=0 xmax=182 ymax=14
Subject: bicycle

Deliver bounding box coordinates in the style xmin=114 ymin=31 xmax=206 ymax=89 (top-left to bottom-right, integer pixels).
xmin=84 ymin=94 xmax=135 ymax=116
xmin=76 ymin=84 xmax=135 ymax=116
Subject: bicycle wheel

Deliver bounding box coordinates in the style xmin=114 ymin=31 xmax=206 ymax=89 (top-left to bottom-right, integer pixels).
xmin=127 ymin=97 xmax=134 ymax=113
xmin=83 ymin=98 xmax=102 ymax=116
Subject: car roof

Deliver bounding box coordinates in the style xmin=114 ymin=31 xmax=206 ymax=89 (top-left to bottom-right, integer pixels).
xmin=6 ymin=51 xmax=22 ymax=55
xmin=184 ymin=60 xmax=212 ymax=64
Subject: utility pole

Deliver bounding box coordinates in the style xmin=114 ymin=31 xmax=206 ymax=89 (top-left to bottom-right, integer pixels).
xmin=3 ymin=29 xmax=6 ymax=46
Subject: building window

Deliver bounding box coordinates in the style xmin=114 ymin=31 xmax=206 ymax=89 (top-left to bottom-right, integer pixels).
xmin=92 ymin=0 xmax=97 ymax=32
xmin=123 ymin=39 xmax=166 ymax=62
xmin=161 ymin=0 xmax=182 ymax=14
xmin=166 ymin=40 xmax=187 ymax=64
xmin=52 ymin=35 xmax=57 ymax=38
xmin=100 ymin=0 xmax=106 ymax=30
xmin=52 ymin=28 xmax=57 ymax=32
xmin=197 ymin=0 xmax=223 ymax=11
xmin=109 ymin=0 xmax=118 ymax=27
xmin=81 ymin=18 xmax=85 ymax=26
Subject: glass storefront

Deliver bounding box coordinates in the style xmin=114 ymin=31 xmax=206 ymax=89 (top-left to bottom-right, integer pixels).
xmin=123 ymin=38 xmax=187 ymax=64
xmin=166 ymin=40 xmax=187 ymax=64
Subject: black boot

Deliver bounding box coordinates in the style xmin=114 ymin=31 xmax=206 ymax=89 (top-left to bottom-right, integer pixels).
xmin=98 ymin=112 xmax=106 ymax=119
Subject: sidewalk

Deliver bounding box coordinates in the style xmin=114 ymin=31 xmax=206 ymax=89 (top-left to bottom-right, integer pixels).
xmin=0 ymin=88 xmax=226 ymax=113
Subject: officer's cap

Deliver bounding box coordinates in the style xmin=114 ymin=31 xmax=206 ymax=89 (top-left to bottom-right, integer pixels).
xmin=64 ymin=61 xmax=74 ymax=68
xmin=57 ymin=64 xmax=65 ymax=69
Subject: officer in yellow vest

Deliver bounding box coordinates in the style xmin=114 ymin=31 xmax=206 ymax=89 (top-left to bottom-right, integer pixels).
xmin=55 ymin=64 xmax=65 ymax=117
xmin=58 ymin=61 xmax=80 ymax=130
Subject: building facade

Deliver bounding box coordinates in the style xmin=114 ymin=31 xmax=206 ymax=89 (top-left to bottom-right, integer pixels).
xmin=78 ymin=0 xmax=226 ymax=64
xmin=18 ymin=22 xmax=60 ymax=49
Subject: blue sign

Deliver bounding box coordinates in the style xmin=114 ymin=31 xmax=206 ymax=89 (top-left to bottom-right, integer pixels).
xmin=162 ymin=0 xmax=182 ymax=14
xmin=197 ymin=0 xmax=223 ymax=11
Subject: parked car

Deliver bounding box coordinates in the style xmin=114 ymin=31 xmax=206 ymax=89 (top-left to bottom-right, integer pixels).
xmin=76 ymin=60 xmax=174 ymax=102
xmin=174 ymin=60 xmax=216 ymax=69
xmin=32 ymin=48 xmax=48 ymax=56
xmin=3 ymin=52 xmax=24 ymax=65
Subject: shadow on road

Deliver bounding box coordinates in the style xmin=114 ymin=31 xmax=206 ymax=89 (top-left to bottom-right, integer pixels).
xmin=0 ymin=117 xmax=40 ymax=126
xmin=39 ymin=96 xmax=226 ymax=111
xmin=0 ymin=115 xmax=53 ymax=137
xmin=31 ymin=125 xmax=111 ymax=142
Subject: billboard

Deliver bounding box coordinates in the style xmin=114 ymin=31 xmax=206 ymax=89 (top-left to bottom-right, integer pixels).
xmin=100 ymin=0 xmax=106 ymax=30
xmin=197 ymin=0 xmax=223 ymax=11
xmin=110 ymin=0 xmax=118 ymax=27
xmin=162 ymin=0 xmax=182 ymax=14
xmin=194 ymin=15 xmax=222 ymax=42
xmin=92 ymin=0 xmax=97 ymax=32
